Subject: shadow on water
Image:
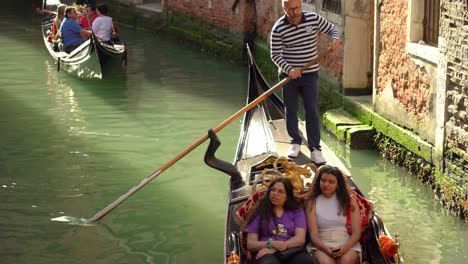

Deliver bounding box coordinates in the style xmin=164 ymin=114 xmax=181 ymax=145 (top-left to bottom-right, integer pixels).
xmin=0 ymin=73 xmax=225 ymax=263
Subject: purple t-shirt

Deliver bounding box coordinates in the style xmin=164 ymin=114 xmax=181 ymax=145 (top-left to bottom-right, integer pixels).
xmin=245 ymin=208 xmax=306 ymax=241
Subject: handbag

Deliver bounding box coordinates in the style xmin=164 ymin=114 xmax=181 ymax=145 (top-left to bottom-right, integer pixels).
xmin=275 ymin=246 xmax=305 ymax=261
xmin=111 ymin=23 xmax=120 ymax=43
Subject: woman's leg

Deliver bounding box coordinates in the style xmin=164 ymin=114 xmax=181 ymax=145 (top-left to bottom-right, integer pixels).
xmin=289 ymin=251 xmax=316 ymax=264
xmin=254 ymin=253 xmax=282 ymax=264
xmin=313 ymin=250 xmax=336 ymax=264
xmin=336 ymin=250 xmax=360 ymax=264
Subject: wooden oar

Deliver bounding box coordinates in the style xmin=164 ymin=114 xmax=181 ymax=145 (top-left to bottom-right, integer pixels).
xmin=85 ymin=49 xmax=331 ymax=224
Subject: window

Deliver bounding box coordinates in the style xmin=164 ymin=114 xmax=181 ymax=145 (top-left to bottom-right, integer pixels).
xmin=423 ymin=0 xmax=440 ymax=46
xmin=322 ymin=0 xmax=341 ymax=14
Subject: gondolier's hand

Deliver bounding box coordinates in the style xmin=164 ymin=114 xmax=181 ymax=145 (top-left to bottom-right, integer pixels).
xmin=288 ymin=68 xmax=302 ymax=79
xmin=256 ymin=248 xmax=276 ymax=259
xmin=329 ymin=39 xmax=341 ymax=52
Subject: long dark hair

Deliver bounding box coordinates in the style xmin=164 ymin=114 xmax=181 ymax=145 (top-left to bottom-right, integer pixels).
xmin=305 ymin=165 xmax=350 ymax=216
xmin=247 ymin=177 xmax=299 ymax=236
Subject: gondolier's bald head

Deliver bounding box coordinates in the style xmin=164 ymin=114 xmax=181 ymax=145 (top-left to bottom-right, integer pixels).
xmin=282 ymin=0 xmax=302 ymax=7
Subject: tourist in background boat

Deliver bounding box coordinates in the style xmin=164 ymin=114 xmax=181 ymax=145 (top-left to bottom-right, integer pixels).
xmin=270 ymin=0 xmax=340 ymax=164
xmin=48 ymin=4 xmax=66 ymax=42
xmin=245 ymin=178 xmax=314 ymax=264
xmin=80 ymin=5 xmax=96 ymax=30
xmin=60 ymin=6 xmax=91 ymax=53
xmin=305 ymin=165 xmax=361 ymax=264
xmin=92 ymin=4 xmax=115 ymax=44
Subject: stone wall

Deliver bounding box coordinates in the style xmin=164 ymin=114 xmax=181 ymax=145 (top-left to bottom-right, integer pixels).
xmin=439 ymin=0 xmax=468 ymax=217
xmin=440 ymin=0 xmax=468 ymax=152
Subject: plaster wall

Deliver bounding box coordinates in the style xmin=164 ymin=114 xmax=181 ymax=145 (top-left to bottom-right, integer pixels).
xmin=342 ymin=0 xmax=372 ymax=92
xmin=376 ymin=0 xmax=436 ymax=143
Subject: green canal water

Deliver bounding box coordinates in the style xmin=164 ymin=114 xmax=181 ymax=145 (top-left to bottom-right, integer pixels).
xmin=0 ymin=3 xmax=466 ymax=264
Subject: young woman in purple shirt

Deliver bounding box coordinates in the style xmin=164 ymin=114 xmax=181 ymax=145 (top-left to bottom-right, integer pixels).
xmin=245 ymin=178 xmax=315 ymax=264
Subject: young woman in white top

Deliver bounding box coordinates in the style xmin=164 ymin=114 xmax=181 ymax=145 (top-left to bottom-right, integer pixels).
xmin=305 ymin=165 xmax=362 ymax=264
xmin=92 ymin=4 xmax=113 ymax=43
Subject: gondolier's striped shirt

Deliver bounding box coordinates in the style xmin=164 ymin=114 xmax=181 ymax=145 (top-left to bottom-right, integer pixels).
xmin=271 ymin=12 xmax=339 ymax=74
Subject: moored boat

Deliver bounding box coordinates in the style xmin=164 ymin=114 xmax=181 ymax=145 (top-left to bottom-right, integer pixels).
xmin=204 ymin=47 xmax=403 ymax=264
xmin=41 ymin=0 xmax=126 ymax=79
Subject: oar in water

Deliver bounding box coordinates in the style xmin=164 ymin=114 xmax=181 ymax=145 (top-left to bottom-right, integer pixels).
xmin=85 ymin=48 xmax=331 ymax=224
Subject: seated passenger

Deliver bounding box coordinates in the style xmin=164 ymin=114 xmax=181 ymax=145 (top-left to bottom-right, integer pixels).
xmin=60 ymin=7 xmax=91 ymax=53
xmin=245 ymin=178 xmax=314 ymax=264
xmin=92 ymin=4 xmax=114 ymax=43
xmin=79 ymin=5 xmax=96 ymax=30
xmin=305 ymin=165 xmax=362 ymax=264
xmin=49 ymin=4 xmax=66 ymax=42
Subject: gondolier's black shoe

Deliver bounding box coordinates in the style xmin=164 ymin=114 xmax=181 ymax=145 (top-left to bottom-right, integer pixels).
xmin=311 ymin=149 xmax=326 ymax=164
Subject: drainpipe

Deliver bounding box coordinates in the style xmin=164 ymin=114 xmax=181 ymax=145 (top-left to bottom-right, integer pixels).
xmin=372 ymin=0 xmax=382 ymax=111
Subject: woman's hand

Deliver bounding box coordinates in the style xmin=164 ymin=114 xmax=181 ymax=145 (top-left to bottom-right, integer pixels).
xmin=324 ymin=246 xmax=337 ymax=257
xmin=272 ymin=240 xmax=288 ymax=251
xmin=256 ymin=248 xmax=276 ymax=259
xmin=330 ymin=244 xmax=350 ymax=258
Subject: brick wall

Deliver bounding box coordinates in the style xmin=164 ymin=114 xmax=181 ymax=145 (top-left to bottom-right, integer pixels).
xmin=377 ymin=0 xmax=432 ymax=120
xmin=440 ymin=0 xmax=468 ymax=152
xmin=164 ymin=0 xmax=253 ymax=33
xmin=254 ymin=0 xmax=281 ymax=38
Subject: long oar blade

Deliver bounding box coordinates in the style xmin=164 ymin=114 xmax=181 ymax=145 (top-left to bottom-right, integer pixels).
xmin=85 ymin=50 xmax=330 ymax=224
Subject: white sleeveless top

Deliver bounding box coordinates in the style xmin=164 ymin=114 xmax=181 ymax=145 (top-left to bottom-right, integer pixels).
xmin=315 ymin=194 xmax=361 ymax=252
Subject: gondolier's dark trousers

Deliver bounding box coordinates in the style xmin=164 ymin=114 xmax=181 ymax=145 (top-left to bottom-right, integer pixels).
xmin=280 ymin=71 xmax=321 ymax=151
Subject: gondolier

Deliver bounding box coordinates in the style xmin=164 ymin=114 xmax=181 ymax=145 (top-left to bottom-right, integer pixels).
xmin=270 ymin=0 xmax=340 ymax=164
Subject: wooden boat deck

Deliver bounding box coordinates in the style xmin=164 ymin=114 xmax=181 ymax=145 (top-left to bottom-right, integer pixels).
xmin=269 ymin=119 xmax=351 ymax=177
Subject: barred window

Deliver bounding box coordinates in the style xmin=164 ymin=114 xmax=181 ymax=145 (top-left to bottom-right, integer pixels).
xmin=423 ymin=0 xmax=440 ymax=46
xmin=322 ymin=0 xmax=341 ymax=14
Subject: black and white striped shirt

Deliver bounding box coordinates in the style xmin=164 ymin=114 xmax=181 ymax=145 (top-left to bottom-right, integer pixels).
xmin=271 ymin=12 xmax=339 ymax=74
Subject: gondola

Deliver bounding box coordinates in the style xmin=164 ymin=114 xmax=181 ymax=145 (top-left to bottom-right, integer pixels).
xmin=41 ymin=0 xmax=126 ymax=79
xmin=204 ymin=47 xmax=403 ymax=264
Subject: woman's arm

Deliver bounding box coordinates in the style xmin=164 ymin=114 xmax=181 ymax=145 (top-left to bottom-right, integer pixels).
xmin=306 ymin=201 xmax=334 ymax=255
xmin=246 ymin=232 xmax=275 ymax=253
xmin=283 ymin=227 xmax=306 ymax=248
xmin=338 ymin=196 xmax=362 ymax=254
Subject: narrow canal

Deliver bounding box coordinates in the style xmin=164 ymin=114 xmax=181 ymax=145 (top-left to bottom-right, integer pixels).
xmin=0 ymin=3 xmax=466 ymax=264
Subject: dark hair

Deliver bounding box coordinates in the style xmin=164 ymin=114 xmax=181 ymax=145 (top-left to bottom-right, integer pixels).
xmin=305 ymin=165 xmax=351 ymax=216
xmin=96 ymin=4 xmax=108 ymax=15
xmin=247 ymin=178 xmax=299 ymax=237
xmin=64 ymin=7 xmax=76 ymax=18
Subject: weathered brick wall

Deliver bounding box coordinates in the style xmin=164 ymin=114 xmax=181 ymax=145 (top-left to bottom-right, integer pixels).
xmin=377 ymin=0 xmax=432 ymax=120
xmin=164 ymin=0 xmax=253 ymax=32
xmin=440 ymin=0 xmax=468 ymax=218
xmin=440 ymin=0 xmax=468 ymax=152
xmin=255 ymin=0 xmax=281 ymax=38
